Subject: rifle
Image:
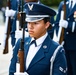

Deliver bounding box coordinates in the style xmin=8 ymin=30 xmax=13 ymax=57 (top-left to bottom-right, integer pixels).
xmin=59 ymin=0 xmax=66 ymax=44
xmin=18 ymin=0 xmax=26 ymax=72
xmin=3 ymin=0 xmax=11 ymax=54
xmin=53 ymin=0 xmax=66 ymax=44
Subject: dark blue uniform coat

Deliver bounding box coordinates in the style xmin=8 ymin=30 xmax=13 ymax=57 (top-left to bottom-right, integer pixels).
xmin=9 ymin=35 xmax=67 ymax=75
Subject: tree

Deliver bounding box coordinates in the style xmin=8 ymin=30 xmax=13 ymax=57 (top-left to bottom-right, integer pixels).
xmin=40 ymin=0 xmax=61 ymax=6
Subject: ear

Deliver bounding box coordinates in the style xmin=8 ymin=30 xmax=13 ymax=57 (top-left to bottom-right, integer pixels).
xmin=45 ymin=22 xmax=50 ymax=29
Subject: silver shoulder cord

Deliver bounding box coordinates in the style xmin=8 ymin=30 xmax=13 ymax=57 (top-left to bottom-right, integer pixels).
xmin=50 ymin=42 xmax=64 ymax=75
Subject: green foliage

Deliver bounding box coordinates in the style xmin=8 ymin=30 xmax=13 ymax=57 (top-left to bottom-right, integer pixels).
xmin=0 ymin=0 xmax=61 ymax=10
xmin=40 ymin=0 xmax=61 ymax=6
xmin=0 ymin=0 xmax=7 ymax=8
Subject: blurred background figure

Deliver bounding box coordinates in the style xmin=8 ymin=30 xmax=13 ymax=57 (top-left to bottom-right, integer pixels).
xmin=55 ymin=0 xmax=76 ymax=75
xmin=1 ymin=7 xmax=6 ymax=22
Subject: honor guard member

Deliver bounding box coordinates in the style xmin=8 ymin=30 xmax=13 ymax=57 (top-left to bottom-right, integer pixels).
xmin=55 ymin=0 xmax=76 ymax=75
xmin=5 ymin=0 xmax=55 ymax=47
xmin=5 ymin=0 xmax=41 ymax=47
xmin=9 ymin=3 xmax=67 ymax=75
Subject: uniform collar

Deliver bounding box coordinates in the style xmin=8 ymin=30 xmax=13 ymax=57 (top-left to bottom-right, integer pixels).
xmin=31 ymin=32 xmax=48 ymax=46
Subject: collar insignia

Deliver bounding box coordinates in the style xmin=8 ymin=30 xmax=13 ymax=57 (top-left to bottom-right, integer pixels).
xmin=25 ymin=42 xmax=29 ymax=45
xmin=28 ymin=4 xmax=33 ymax=11
xmin=43 ymin=45 xmax=47 ymax=49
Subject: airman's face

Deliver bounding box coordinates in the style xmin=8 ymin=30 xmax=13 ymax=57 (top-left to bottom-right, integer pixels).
xmin=27 ymin=19 xmax=50 ymax=39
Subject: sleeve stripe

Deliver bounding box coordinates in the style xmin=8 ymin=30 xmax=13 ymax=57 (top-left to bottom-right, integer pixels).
xmin=50 ymin=44 xmax=63 ymax=75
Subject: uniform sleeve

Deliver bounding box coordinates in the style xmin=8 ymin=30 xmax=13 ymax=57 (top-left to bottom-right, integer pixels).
xmin=9 ymin=39 xmax=21 ymax=75
xmin=10 ymin=0 xmax=18 ymax=10
xmin=53 ymin=47 xmax=67 ymax=75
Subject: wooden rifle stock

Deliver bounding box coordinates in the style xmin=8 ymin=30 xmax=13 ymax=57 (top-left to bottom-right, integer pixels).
xmin=18 ymin=39 xmax=25 ymax=72
xmin=3 ymin=0 xmax=11 ymax=54
xmin=59 ymin=0 xmax=66 ymax=44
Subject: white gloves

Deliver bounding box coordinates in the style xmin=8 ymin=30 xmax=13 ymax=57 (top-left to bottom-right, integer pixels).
xmin=14 ymin=72 xmax=29 ymax=75
xmin=5 ymin=7 xmax=16 ymax=17
xmin=15 ymin=30 xmax=23 ymax=39
xmin=59 ymin=20 xmax=68 ymax=28
xmin=15 ymin=30 xmax=29 ymax=39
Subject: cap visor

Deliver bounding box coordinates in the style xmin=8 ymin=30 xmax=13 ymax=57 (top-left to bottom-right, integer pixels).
xmin=25 ymin=17 xmax=44 ymax=22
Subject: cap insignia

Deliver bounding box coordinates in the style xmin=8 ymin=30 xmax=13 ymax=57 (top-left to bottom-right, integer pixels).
xmin=28 ymin=4 xmax=33 ymax=11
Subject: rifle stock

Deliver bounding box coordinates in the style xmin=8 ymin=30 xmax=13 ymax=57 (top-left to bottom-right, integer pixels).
xmin=18 ymin=39 xmax=25 ymax=72
xmin=3 ymin=0 xmax=11 ymax=54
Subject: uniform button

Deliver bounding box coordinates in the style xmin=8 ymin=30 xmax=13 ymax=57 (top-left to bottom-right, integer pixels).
xmin=67 ymin=18 xmax=70 ymax=20
xmin=66 ymin=32 xmax=69 ymax=34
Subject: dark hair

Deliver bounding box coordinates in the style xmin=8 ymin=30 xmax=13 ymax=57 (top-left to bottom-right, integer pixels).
xmin=43 ymin=17 xmax=52 ymax=30
xmin=43 ymin=17 xmax=51 ymax=23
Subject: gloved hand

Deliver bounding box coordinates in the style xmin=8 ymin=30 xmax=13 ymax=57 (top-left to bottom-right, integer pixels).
xmin=59 ymin=20 xmax=68 ymax=28
xmin=15 ymin=30 xmax=22 ymax=39
xmin=5 ymin=8 xmax=16 ymax=17
xmin=15 ymin=30 xmax=29 ymax=39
